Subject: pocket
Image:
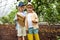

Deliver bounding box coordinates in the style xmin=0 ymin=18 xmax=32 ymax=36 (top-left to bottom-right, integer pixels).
xmin=28 ymin=27 xmax=33 ymax=34
xmin=33 ymin=29 xmax=38 ymax=34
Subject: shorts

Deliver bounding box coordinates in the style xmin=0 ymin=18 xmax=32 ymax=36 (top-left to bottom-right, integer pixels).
xmin=28 ymin=27 xmax=39 ymax=34
xmin=16 ymin=22 xmax=26 ymax=36
xmin=17 ymin=26 xmax=26 ymax=36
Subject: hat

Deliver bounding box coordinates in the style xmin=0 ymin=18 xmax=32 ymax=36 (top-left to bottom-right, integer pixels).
xmin=26 ymin=2 xmax=33 ymax=8
xmin=18 ymin=2 xmax=24 ymax=7
xmin=27 ymin=2 xmax=32 ymax=5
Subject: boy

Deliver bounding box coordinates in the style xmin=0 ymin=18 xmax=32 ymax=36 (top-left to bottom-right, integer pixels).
xmin=25 ymin=2 xmax=40 ymax=40
xmin=14 ymin=2 xmax=26 ymax=40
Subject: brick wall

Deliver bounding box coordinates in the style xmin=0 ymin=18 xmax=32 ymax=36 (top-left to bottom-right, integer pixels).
xmin=0 ymin=24 xmax=60 ymax=40
xmin=0 ymin=24 xmax=17 ymax=40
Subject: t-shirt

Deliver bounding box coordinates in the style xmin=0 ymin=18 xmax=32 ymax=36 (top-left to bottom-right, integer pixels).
xmin=27 ymin=13 xmax=33 ymax=28
xmin=26 ymin=11 xmax=39 ymax=29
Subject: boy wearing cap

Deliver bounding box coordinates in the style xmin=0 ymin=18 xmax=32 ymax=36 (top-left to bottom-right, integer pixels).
xmin=14 ymin=2 xmax=26 ymax=40
xmin=25 ymin=2 xmax=40 ymax=40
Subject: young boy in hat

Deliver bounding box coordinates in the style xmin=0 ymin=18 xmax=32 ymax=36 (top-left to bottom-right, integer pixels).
xmin=25 ymin=2 xmax=40 ymax=40
xmin=14 ymin=2 xmax=26 ymax=40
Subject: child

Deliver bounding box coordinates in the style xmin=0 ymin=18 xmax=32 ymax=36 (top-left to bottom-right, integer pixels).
xmin=25 ymin=2 xmax=40 ymax=40
xmin=14 ymin=2 xmax=26 ymax=40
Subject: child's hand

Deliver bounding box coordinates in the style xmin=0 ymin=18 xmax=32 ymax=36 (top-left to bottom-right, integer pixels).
xmin=26 ymin=28 xmax=28 ymax=33
xmin=32 ymin=19 xmax=38 ymax=23
xmin=26 ymin=30 xmax=28 ymax=34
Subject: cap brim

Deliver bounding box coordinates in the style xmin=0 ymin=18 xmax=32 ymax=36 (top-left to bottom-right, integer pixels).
xmin=18 ymin=5 xmax=25 ymax=7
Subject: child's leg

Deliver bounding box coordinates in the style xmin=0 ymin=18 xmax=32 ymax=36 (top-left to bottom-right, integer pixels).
xmin=23 ymin=36 xmax=28 ymax=40
xmin=18 ymin=36 xmax=22 ymax=40
xmin=17 ymin=26 xmax=22 ymax=40
xmin=22 ymin=27 xmax=26 ymax=40
xmin=33 ymin=29 xmax=40 ymax=40
xmin=27 ymin=34 xmax=33 ymax=40
xmin=27 ymin=27 xmax=33 ymax=40
xmin=34 ymin=34 xmax=40 ymax=40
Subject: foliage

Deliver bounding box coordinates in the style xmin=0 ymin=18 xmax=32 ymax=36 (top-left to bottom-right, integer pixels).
xmin=0 ymin=9 xmax=18 ymax=24
xmin=0 ymin=0 xmax=60 ymax=24
xmin=57 ymin=36 xmax=60 ymax=40
xmin=31 ymin=0 xmax=60 ymax=24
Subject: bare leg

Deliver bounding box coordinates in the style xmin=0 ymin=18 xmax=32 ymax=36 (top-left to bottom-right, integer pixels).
xmin=18 ymin=36 xmax=22 ymax=40
xmin=23 ymin=36 xmax=27 ymax=40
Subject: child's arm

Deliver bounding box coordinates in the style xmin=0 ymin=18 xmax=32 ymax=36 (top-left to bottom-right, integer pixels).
xmin=17 ymin=13 xmax=25 ymax=19
xmin=25 ymin=18 xmax=28 ymax=34
xmin=25 ymin=17 xmax=28 ymax=30
xmin=32 ymin=13 xmax=39 ymax=23
xmin=17 ymin=14 xmax=25 ymax=22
